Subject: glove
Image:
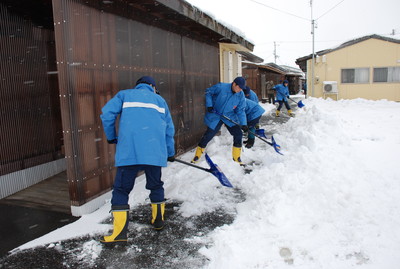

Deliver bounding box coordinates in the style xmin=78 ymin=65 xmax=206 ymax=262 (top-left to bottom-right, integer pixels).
xmin=107 ymin=138 xmax=118 ymax=144
xmin=167 ymin=156 xmax=175 ymax=162
xmin=241 ymin=125 xmax=249 ymax=132
xmin=207 ymin=107 xmax=214 ymax=113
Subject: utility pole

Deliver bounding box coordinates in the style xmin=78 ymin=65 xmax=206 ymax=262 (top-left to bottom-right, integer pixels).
xmin=273 ymin=41 xmax=278 ymax=63
xmin=310 ymin=0 xmax=315 ymax=98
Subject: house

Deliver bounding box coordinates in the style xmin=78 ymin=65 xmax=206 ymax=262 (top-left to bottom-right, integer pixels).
xmin=218 ymin=45 xmax=257 ymax=83
xmin=0 ymin=0 xmax=255 ymax=215
xmin=242 ymin=62 xmax=304 ymax=102
xmin=296 ymin=34 xmax=400 ymax=101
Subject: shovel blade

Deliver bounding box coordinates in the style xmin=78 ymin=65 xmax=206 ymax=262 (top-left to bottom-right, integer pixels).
xmin=271 ymin=136 xmax=284 ymax=155
xmin=205 ymin=153 xmax=233 ymax=188
xmin=297 ymin=100 xmax=305 ymax=108
xmin=255 ymin=128 xmax=267 ymax=138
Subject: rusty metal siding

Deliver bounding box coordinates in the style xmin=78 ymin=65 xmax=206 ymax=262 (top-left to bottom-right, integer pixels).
xmin=243 ymin=67 xmax=285 ymax=98
xmin=0 ymin=3 xmax=63 ymax=180
xmin=242 ymin=68 xmax=260 ymax=96
xmin=52 ymin=0 xmax=218 ymax=206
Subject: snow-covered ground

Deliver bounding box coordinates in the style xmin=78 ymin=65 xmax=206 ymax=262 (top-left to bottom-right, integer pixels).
xmin=14 ymin=97 xmax=400 ymax=268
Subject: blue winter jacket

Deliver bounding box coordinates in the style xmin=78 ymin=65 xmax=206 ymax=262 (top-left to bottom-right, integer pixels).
xmin=274 ymin=83 xmax=290 ymax=101
xmin=245 ymin=99 xmax=265 ymax=121
xmin=100 ymin=83 xmax=175 ymax=167
xmin=204 ymin=82 xmax=247 ymax=129
xmin=246 ymin=90 xmax=259 ymax=103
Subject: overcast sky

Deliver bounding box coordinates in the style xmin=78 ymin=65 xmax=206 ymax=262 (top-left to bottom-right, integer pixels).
xmin=186 ymin=0 xmax=400 ymax=68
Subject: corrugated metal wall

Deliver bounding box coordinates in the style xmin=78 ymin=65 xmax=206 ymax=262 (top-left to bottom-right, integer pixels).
xmin=52 ymin=0 xmax=219 ymax=206
xmin=0 ymin=2 xmax=63 ymax=181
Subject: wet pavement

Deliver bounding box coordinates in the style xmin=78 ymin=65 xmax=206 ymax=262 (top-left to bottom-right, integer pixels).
xmin=0 ymin=200 xmax=242 ymax=269
xmin=260 ymin=97 xmax=302 ymax=135
xmin=0 ymin=204 xmax=78 ymax=258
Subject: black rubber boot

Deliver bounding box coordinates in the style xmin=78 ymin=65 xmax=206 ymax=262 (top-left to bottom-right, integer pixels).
xmin=245 ymin=138 xmax=255 ymax=148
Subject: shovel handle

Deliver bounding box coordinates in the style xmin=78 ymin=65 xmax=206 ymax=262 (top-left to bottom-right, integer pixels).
xmin=249 ymin=130 xmax=273 ymax=145
xmin=215 ymin=111 xmax=272 ymax=145
xmin=288 ymin=97 xmax=300 ymax=104
xmin=174 ymin=159 xmax=211 ymax=173
xmin=215 ymin=110 xmax=283 ymax=155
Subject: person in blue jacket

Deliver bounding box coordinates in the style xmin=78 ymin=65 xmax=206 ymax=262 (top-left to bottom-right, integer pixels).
xmin=243 ymin=85 xmax=261 ymax=131
xmin=243 ymin=99 xmax=265 ymax=148
xmin=243 ymin=86 xmax=259 ymax=103
xmin=100 ymin=76 xmax=175 ymax=245
xmin=273 ymin=80 xmax=293 ymax=117
xmin=191 ymin=77 xmax=248 ymax=165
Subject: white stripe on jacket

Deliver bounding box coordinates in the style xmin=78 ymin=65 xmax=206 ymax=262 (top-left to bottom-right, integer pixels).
xmin=122 ymin=102 xmax=166 ymax=114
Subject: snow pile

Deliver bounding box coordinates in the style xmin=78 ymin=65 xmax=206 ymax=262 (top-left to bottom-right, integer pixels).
xmin=15 ymin=98 xmax=400 ymax=268
xmin=195 ymin=98 xmax=400 ymax=269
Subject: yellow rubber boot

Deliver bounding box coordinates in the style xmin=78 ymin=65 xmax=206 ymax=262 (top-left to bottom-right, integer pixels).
xmin=288 ymin=110 xmax=294 ymax=117
xmin=232 ymin=146 xmax=244 ymax=165
xmin=191 ymin=146 xmax=205 ymax=163
xmin=100 ymin=205 xmax=129 ymax=245
xmin=275 ymin=110 xmax=280 ymax=117
xmin=151 ymin=202 xmax=165 ymax=230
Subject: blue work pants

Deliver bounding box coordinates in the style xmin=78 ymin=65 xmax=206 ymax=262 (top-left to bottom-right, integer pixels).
xmin=111 ymin=165 xmax=164 ymax=206
xmin=277 ymin=100 xmax=291 ymax=111
xmin=198 ymin=120 xmax=243 ymax=148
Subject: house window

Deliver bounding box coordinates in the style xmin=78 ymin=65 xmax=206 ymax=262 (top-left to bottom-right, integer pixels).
xmin=373 ymin=67 xmax=400 ymax=82
xmin=341 ymin=68 xmax=369 ymax=83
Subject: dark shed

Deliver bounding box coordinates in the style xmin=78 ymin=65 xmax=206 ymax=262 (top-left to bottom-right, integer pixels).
xmin=242 ymin=62 xmax=285 ymax=101
xmin=242 ymin=62 xmax=304 ymax=101
xmin=0 ymin=0 xmax=254 ymax=215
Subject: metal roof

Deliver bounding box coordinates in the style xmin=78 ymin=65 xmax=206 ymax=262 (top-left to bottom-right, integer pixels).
xmin=133 ymin=0 xmax=255 ymax=51
xmin=242 ymin=62 xmax=304 ymax=76
xmin=237 ymin=51 xmax=264 ymax=63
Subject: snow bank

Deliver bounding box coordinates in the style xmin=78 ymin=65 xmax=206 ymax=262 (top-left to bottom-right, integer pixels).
xmin=196 ymin=98 xmax=400 ymax=269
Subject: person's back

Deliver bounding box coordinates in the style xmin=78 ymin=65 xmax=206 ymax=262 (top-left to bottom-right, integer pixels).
xmin=243 ymin=99 xmax=265 ymax=148
xmin=101 ymin=83 xmax=174 ymax=167
xmin=243 ymin=86 xmax=259 ymax=103
xmin=245 ymin=99 xmax=265 ymax=121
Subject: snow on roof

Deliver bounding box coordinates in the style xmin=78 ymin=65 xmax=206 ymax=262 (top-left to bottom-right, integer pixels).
xmin=183 ymin=0 xmax=254 ymax=45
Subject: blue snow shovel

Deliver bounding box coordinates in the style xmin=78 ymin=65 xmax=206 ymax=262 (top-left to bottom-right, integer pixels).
xmin=174 ymin=153 xmax=233 ymax=188
xmin=214 ymin=110 xmax=283 ymax=155
xmin=288 ymin=97 xmax=305 ymax=108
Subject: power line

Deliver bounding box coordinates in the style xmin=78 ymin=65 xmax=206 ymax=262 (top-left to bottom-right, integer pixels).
xmin=316 ymin=0 xmax=346 ymax=20
xmin=248 ymin=0 xmax=310 ymax=21
xmin=249 ymin=0 xmax=348 ymax=23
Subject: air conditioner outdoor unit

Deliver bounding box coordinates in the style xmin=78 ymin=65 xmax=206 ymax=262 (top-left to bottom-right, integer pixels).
xmin=323 ymin=81 xmax=338 ymax=93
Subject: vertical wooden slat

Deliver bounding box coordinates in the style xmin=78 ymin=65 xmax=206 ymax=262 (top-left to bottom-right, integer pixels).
xmin=0 ymin=1 xmax=64 ymax=198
